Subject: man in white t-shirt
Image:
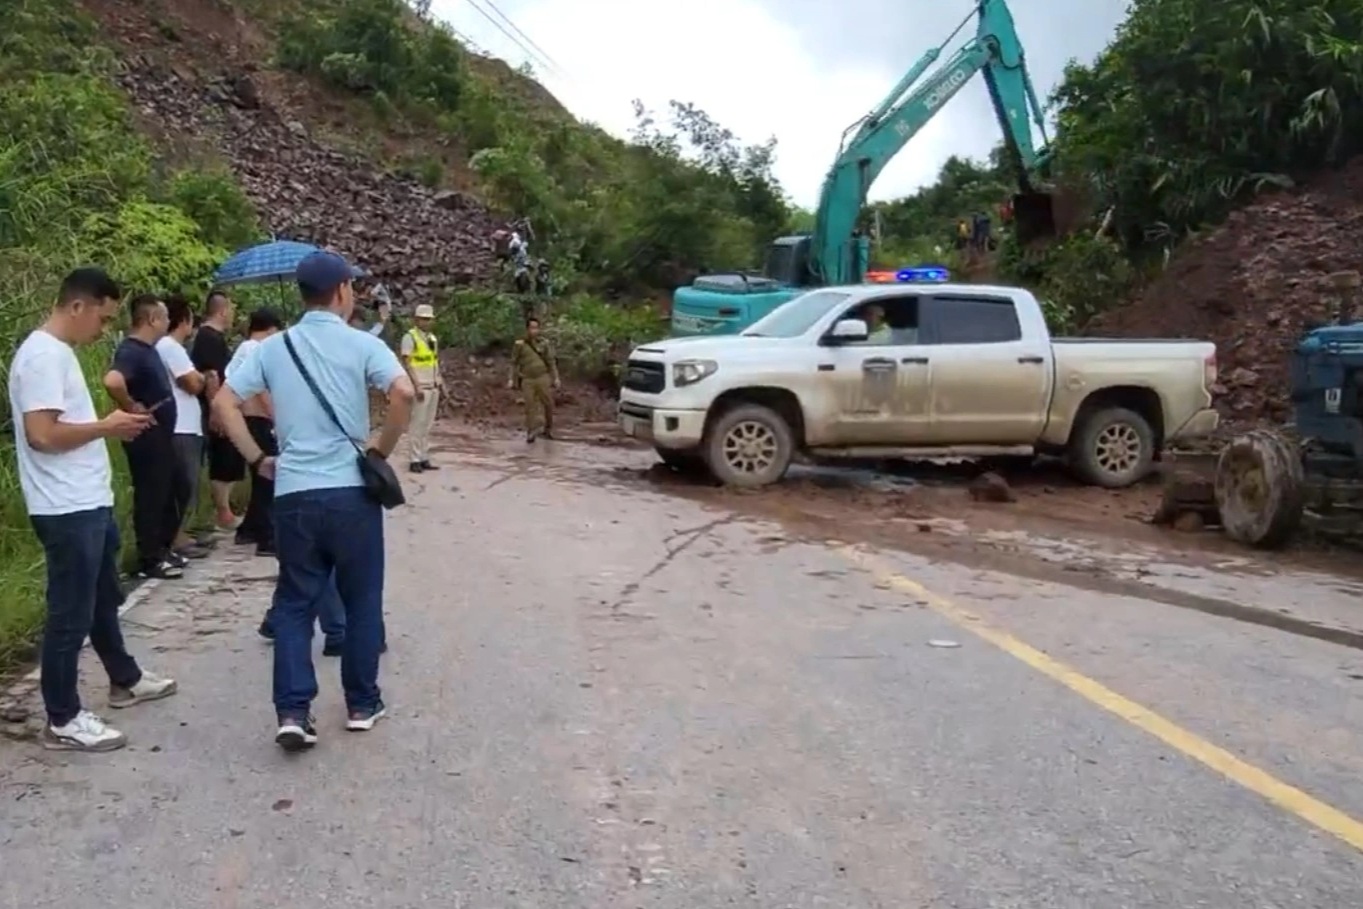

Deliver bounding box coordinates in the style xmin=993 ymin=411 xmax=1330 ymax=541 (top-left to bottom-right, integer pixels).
xmin=156 ymin=294 xmax=208 ymax=561
xmin=8 ymin=267 xmax=179 ymax=753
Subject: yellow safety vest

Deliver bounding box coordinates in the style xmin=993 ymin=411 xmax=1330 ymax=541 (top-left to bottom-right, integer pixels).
xmin=407 ymin=329 xmax=438 ymax=367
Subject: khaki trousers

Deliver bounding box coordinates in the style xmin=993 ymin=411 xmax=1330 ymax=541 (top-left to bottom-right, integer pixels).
xmin=407 ymin=385 xmax=439 ymax=463
xmin=522 ymin=375 xmax=553 ymax=433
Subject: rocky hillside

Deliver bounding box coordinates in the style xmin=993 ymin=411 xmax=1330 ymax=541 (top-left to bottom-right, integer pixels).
xmin=82 ymin=0 xmax=507 ymax=306
xmin=1087 ymin=157 xmax=1363 ymax=427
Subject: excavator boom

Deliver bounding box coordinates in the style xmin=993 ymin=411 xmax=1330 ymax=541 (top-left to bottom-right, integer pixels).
xmin=665 ymin=0 xmax=1058 ymax=338
xmin=811 ymin=0 xmax=1053 ymax=284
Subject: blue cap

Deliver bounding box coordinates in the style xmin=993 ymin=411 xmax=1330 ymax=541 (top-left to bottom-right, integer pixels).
xmin=296 ymin=251 xmax=364 ymax=299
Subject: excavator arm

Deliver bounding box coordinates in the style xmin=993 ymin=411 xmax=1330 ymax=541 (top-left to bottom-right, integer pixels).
xmin=810 ymin=0 xmax=1053 ymax=285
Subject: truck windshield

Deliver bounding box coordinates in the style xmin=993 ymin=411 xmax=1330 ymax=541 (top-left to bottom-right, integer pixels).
xmin=743 ymin=290 xmax=851 ymax=338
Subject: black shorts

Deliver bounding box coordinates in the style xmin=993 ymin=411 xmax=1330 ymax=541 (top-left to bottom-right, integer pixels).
xmin=206 ymin=433 xmax=246 ymax=482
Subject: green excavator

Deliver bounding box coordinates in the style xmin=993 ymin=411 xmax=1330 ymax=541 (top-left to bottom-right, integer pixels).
xmin=670 ymin=0 xmax=1059 ymax=337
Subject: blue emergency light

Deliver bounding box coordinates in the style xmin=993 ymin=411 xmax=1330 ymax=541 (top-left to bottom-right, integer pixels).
xmin=896 ymin=266 xmax=950 ymax=283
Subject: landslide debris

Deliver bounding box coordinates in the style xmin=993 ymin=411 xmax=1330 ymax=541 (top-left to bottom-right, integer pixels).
xmin=1086 ymin=157 xmax=1363 ymax=427
xmin=116 ymin=60 xmax=499 ymax=305
xmin=80 ymin=0 xmax=503 ymax=307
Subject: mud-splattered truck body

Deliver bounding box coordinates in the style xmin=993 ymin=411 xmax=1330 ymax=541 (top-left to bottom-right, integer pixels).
xmin=618 ymin=283 xmax=1219 ymax=488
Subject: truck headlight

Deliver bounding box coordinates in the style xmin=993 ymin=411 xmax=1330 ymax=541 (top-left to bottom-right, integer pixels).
xmin=673 ymin=359 xmax=718 ymax=387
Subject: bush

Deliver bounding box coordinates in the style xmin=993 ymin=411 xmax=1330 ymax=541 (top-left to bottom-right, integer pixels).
xmin=434 ymin=290 xmax=664 ymax=377
xmin=276 ymin=0 xmax=467 ymax=112
xmin=997 ymin=231 xmax=1133 ymax=333
xmin=167 ymin=167 xmax=263 ymax=251
xmin=0 ymin=0 xmax=260 ymax=669
xmin=547 ymin=296 xmax=666 ymax=378
xmin=76 ymin=200 xmax=227 ymax=295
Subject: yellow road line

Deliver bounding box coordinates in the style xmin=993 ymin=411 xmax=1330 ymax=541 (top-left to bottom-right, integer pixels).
xmin=839 ymin=546 xmax=1363 ymax=854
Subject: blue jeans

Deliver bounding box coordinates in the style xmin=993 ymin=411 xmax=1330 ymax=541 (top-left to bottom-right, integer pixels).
xmin=30 ymin=507 xmax=141 ymax=726
xmin=264 ymin=571 xmax=346 ymax=647
xmin=272 ymin=487 xmax=385 ymax=717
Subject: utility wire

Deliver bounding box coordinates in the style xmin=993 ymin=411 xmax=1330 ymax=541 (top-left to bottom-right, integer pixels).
xmin=461 ymin=0 xmax=563 ymax=78
xmin=478 ymin=0 xmax=565 ymax=76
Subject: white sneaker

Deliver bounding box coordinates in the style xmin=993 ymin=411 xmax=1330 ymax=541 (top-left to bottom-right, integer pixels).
xmin=43 ymin=711 xmax=127 ymax=752
xmin=109 ymin=670 xmax=178 ymax=709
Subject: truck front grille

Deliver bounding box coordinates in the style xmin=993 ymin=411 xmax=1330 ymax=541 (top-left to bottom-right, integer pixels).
xmin=622 ymin=359 xmax=666 ymax=394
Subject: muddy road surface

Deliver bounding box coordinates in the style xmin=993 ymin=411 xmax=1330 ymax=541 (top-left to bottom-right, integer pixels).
xmin=3 ymin=425 xmax=1363 ymax=908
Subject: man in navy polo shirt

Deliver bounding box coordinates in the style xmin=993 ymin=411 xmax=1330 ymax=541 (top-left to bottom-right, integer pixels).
xmin=103 ymin=294 xmax=186 ymax=580
xmin=214 ymin=251 xmax=415 ymax=751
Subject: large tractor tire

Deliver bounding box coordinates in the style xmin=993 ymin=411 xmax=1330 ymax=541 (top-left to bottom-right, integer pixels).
xmin=1214 ymin=429 xmax=1304 ymax=548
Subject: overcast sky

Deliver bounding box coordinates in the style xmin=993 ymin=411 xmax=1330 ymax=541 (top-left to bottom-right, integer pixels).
xmin=430 ymin=0 xmax=1130 ymax=208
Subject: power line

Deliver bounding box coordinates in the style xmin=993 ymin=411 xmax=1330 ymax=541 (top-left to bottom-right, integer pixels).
xmin=461 ymin=0 xmax=564 ymax=79
xmin=478 ymin=0 xmax=564 ymax=75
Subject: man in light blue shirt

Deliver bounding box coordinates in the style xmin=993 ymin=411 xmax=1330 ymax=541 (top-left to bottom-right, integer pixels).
xmin=213 ymin=251 xmax=415 ymax=752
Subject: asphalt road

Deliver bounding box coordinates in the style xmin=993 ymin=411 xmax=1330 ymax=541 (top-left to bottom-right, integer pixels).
xmin=3 ymin=438 xmax=1363 ymax=908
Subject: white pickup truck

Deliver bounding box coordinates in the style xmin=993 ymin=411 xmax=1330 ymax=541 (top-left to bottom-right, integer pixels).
xmin=618 ymin=283 xmax=1219 ymax=488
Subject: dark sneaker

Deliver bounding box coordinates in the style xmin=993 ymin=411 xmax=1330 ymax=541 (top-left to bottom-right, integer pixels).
xmin=525 ymin=431 xmax=537 ymax=444
xmin=322 ymin=639 xmax=344 ymax=657
xmin=136 ymin=561 xmax=183 ymax=580
xmin=257 ymin=619 xmax=275 ymax=641
xmin=175 ymin=543 xmax=212 ymax=560
xmin=234 ymin=530 xmax=257 ymax=546
xmin=255 ymin=542 xmax=277 ymax=557
xmin=346 ymin=701 xmax=386 ymax=732
xmin=166 ymin=551 xmax=189 ymax=570
xmin=419 ymin=461 xmax=438 ymax=471
xmin=276 ymin=714 xmax=318 ymax=752
xmin=409 ymin=462 xmax=424 ymax=473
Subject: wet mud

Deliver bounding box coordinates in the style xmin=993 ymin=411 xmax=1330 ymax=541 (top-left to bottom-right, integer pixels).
xmin=435 ymin=423 xmax=1363 ymax=649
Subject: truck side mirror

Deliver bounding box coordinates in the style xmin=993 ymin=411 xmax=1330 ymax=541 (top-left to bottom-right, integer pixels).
xmin=827 ymin=318 xmax=869 ymax=343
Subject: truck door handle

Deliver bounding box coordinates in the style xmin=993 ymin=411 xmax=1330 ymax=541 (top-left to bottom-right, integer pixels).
xmin=1017 ymin=356 xmax=1044 ymax=364
xmin=901 ymin=357 xmax=929 ymax=364
xmin=862 ymin=358 xmax=896 ymax=369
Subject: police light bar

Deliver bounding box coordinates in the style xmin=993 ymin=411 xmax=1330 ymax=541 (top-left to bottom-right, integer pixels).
xmin=896 ymin=266 xmax=949 ymax=283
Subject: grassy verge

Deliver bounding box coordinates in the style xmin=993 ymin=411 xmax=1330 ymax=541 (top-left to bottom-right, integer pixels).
xmin=0 ymin=0 xmax=261 ymax=671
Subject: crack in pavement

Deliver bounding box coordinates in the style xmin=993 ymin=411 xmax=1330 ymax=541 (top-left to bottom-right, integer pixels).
xmin=609 ymin=515 xmax=738 ymax=611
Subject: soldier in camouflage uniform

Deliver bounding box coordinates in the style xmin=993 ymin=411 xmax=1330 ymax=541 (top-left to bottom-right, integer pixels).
xmin=507 ymin=316 xmax=560 ymax=443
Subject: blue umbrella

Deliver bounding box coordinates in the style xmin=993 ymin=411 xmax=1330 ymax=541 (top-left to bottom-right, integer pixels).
xmin=212 ymin=239 xmax=368 ymax=286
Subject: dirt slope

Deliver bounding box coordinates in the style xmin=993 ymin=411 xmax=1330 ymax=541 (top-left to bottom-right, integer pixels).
xmin=82 ymin=0 xmax=501 ymax=306
xmin=1087 ymin=158 xmax=1363 ymax=427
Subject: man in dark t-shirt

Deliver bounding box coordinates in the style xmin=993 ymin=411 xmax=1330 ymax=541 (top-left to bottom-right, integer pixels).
xmin=103 ymin=294 xmax=184 ymax=579
xmin=190 ymin=289 xmax=244 ymax=530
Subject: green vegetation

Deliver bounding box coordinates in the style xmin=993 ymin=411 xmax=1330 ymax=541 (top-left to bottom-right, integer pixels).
xmin=270 ymin=0 xmax=791 ymax=293
xmin=0 ymin=0 xmax=261 ymax=667
xmin=434 ymin=290 xmax=664 ymax=380
xmin=872 ymin=0 xmax=1363 ymax=332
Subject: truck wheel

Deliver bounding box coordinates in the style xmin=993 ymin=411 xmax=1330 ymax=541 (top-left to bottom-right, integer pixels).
xmin=656 ymin=448 xmax=709 ymax=476
xmin=1070 ymin=406 xmax=1155 ymax=488
xmin=1214 ymin=429 xmax=1303 ymax=548
xmin=704 ymin=403 xmax=794 ymax=488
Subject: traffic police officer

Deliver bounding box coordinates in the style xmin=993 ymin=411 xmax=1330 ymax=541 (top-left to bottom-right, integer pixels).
xmin=400 ymin=303 xmax=442 ymax=471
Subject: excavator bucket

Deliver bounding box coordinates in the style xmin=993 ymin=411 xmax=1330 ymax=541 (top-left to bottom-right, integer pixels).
xmin=1011 ymin=191 xmax=1056 ymax=245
